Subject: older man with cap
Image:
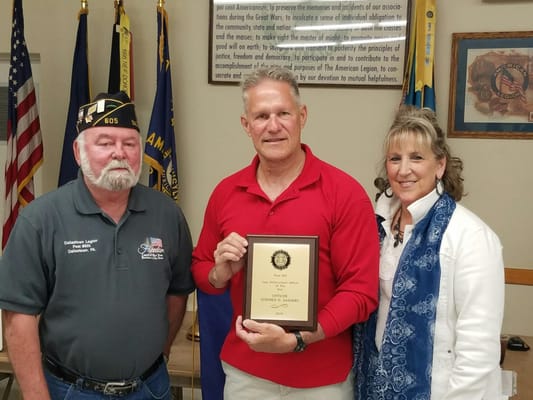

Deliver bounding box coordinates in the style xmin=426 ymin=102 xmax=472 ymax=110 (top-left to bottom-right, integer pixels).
xmin=0 ymin=91 xmax=195 ymax=400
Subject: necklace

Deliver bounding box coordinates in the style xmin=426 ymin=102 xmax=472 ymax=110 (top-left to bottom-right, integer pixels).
xmin=392 ymin=207 xmax=404 ymax=247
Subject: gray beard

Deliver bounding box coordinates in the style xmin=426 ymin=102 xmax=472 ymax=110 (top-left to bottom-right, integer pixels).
xmin=80 ymin=155 xmax=141 ymax=191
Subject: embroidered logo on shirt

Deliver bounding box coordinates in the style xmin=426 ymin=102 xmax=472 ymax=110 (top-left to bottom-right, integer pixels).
xmin=64 ymin=239 xmax=98 ymax=254
xmin=137 ymin=237 xmax=165 ymax=260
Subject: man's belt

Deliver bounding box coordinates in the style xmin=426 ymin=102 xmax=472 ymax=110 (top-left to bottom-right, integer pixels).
xmin=43 ymin=354 xmax=164 ymax=396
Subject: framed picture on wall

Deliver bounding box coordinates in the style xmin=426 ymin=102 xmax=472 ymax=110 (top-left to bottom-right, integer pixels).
xmin=448 ymin=31 xmax=533 ymax=139
xmin=208 ymin=0 xmax=411 ymax=88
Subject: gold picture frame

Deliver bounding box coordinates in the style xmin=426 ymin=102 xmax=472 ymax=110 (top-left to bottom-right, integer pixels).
xmin=448 ymin=31 xmax=533 ymax=139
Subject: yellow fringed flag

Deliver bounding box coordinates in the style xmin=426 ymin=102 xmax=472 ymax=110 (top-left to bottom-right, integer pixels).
xmin=402 ymin=0 xmax=436 ymax=110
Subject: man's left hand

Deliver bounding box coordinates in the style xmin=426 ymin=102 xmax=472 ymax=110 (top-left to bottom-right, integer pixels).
xmin=235 ymin=315 xmax=295 ymax=353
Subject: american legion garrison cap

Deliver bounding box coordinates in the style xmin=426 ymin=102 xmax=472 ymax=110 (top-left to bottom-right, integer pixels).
xmin=76 ymin=91 xmax=140 ymax=133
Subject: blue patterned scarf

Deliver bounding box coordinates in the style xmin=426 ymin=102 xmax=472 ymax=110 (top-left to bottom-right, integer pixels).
xmin=354 ymin=193 xmax=456 ymax=400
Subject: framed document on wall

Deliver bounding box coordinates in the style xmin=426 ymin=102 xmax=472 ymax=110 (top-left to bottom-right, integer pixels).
xmin=244 ymin=235 xmax=318 ymax=331
xmin=209 ymin=0 xmax=410 ymax=87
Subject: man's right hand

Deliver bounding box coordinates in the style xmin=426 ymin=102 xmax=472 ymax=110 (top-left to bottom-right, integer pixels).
xmin=209 ymin=232 xmax=248 ymax=288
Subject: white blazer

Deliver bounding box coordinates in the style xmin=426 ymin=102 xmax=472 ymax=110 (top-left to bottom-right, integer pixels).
xmin=376 ymin=190 xmax=505 ymax=400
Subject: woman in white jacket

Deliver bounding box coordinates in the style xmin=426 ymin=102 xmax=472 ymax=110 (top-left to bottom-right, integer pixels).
xmin=355 ymin=106 xmax=504 ymax=400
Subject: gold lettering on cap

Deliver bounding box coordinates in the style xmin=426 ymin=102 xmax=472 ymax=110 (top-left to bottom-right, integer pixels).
xmin=104 ymin=117 xmax=119 ymax=124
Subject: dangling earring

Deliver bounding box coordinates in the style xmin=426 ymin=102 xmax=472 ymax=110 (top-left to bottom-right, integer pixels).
xmin=384 ymin=186 xmax=394 ymax=198
xmin=435 ymin=178 xmax=443 ymax=196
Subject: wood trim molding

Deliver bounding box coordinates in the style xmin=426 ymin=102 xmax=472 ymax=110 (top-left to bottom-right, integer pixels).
xmin=505 ymin=268 xmax=533 ymax=286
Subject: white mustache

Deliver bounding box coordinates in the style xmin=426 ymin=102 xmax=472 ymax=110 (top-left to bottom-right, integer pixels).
xmin=102 ymin=160 xmax=135 ymax=175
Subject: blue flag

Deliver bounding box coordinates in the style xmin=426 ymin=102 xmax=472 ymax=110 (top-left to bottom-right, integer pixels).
xmin=144 ymin=5 xmax=178 ymax=200
xmin=402 ymin=0 xmax=436 ymax=110
xmin=197 ymin=289 xmax=232 ymax=400
xmin=58 ymin=5 xmax=90 ymax=186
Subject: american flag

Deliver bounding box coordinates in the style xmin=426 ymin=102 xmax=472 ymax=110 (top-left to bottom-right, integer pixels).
xmin=148 ymin=237 xmax=163 ymax=249
xmin=2 ymin=0 xmax=44 ymax=249
xmin=500 ymin=68 xmax=527 ymax=102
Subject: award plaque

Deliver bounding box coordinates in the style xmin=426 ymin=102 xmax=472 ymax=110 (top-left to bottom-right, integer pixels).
xmin=244 ymin=235 xmax=318 ymax=331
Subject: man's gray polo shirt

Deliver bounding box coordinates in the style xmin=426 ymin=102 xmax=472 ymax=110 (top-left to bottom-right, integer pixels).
xmin=0 ymin=177 xmax=195 ymax=380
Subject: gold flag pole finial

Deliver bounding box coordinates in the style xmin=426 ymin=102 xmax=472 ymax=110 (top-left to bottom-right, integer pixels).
xmin=158 ymin=0 xmax=165 ymax=7
xmin=114 ymin=0 xmax=122 ymax=20
xmin=81 ymin=0 xmax=88 ymax=10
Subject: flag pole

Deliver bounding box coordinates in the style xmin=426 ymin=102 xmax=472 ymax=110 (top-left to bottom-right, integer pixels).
xmin=164 ymin=0 xmax=196 ymax=342
xmin=113 ymin=0 xmax=122 ymax=16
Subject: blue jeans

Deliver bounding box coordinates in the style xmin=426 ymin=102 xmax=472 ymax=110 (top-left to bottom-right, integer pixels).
xmin=44 ymin=361 xmax=171 ymax=400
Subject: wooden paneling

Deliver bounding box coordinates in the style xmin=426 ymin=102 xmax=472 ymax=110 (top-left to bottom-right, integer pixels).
xmin=505 ymin=268 xmax=533 ymax=286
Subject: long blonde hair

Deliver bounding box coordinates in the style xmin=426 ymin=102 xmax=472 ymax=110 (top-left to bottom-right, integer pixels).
xmin=375 ymin=105 xmax=464 ymax=201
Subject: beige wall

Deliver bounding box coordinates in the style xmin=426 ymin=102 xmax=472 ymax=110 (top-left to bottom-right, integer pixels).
xmin=0 ymin=0 xmax=531 ymax=334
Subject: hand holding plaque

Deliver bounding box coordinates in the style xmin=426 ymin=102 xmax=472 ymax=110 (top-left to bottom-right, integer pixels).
xmin=243 ymin=235 xmax=318 ymax=331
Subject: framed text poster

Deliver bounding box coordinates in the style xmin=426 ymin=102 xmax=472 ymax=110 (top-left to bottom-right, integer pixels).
xmin=209 ymin=0 xmax=410 ymax=87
